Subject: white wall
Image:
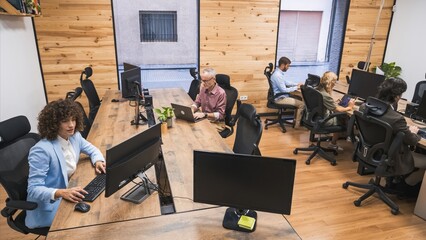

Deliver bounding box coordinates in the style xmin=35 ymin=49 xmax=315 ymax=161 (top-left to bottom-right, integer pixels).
xmin=384 ymin=0 xmax=426 ymax=101
xmin=0 ymin=15 xmax=46 ymax=131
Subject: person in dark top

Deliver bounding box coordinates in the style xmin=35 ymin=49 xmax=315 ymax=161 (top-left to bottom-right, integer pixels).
xmin=371 ymin=78 xmax=424 ymax=193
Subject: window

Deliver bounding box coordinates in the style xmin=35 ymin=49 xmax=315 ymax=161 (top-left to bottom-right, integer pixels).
xmin=277 ymin=11 xmax=322 ymax=62
xmin=139 ymin=11 xmax=177 ymax=42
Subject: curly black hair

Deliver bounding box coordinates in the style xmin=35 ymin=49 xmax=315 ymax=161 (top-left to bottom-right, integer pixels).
xmin=376 ymin=77 xmax=407 ymax=104
xmin=37 ymin=99 xmax=84 ymax=140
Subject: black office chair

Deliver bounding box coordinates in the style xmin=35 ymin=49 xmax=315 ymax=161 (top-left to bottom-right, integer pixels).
xmin=346 ymin=61 xmax=371 ymax=84
xmin=187 ymin=68 xmax=200 ymax=101
xmin=305 ymin=73 xmax=320 ymax=88
xmin=0 ymin=116 xmax=49 ymax=236
xmin=293 ymin=86 xmax=347 ymax=166
xmin=357 ymin=61 xmax=370 ymax=71
xmin=232 ymin=103 xmax=262 ymax=155
xmin=216 ymin=74 xmax=239 ymax=138
xmin=412 ymin=80 xmax=426 ymax=104
xmin=65 ymin=87 xmax=92 ymax=139
xmin=80 ymin=66 xmax=101 ymax=122
xmin=343 ymin=97 xmax=404 ymax=215
xmin=263 ymin=63 xmax=297 ymax=133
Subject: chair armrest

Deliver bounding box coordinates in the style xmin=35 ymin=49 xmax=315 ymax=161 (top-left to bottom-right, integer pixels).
xmin=317 ymin=112 xmax=347 ymax=126
xmin=386 ymin=131 xmax=405 ymax=166
xmin=5 ymin=199 xmax=37 ymax=211
xmin=228 ymin=100 xmax=242 ymax=127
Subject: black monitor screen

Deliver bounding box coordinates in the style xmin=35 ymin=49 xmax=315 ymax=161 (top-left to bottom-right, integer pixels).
xmin=193 ymin=150 xmax=296 ymax=215
xmin=348 ymin=69 xmax=385 ymax=100
xmin=124 ymin=62 xmax=139 ymax=71
xmin=416 ymin=90 xmax=426 ymax=121
xmin=105 ymin=123 xmax=161 ymax=197
xmin=121 ymin=67 xmax=142 ymax=99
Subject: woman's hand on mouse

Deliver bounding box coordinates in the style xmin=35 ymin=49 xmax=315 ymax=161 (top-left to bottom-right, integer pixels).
xmin=55 ymin=187 xmax=88 ymax=203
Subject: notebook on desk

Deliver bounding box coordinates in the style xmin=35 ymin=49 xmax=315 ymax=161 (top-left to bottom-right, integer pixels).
xmin=171 ymin=103 xmax=206 ymax=123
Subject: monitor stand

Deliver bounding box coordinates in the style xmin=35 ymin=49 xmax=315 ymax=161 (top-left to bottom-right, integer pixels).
xmin=120 ymin=173 xmax=157 ymax=204
xmin=131 ymin=97 xmax=148 ymax=126
xmin=222 ymin=207 xmax=257 ymax=233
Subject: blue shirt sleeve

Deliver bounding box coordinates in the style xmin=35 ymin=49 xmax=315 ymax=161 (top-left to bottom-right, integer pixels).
xmin=270 ymin=70 xmax=298 ymax=96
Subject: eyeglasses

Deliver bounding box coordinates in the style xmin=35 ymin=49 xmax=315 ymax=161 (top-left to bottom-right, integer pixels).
xmin=201 ymin=77 xmax=215 ymax=82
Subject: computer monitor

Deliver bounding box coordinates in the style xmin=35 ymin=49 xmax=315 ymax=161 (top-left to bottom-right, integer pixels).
xmin=105 ymin=123 xmax=161 ymax=203
xmin=120 ymin=66 xmax=142 ymax=100
xmin=123 ymin=62 xmax=139 ymax=71
xmin=347 ymin=69 xmax=386 ymax=101
xmin=193 ymin=150 xmax=296 ymax=232
xmin=415 ymin=90 xmax=426 ymax=122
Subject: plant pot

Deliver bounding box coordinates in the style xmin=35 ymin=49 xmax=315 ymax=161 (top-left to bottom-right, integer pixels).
xmin=166 ymin=117 xmax=173 ymax=128
xmin=161 ymin=122 xmax=168 ymax=133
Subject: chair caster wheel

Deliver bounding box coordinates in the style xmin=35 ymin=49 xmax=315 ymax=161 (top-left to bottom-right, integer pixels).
xmin=391 ymin=209 xmax=399 ymax=215
xmin=331 ymin=161 xmax=337 ymax=166
xmin=305 ymin=160 xmax=310 ymax=165
xmin=293 ymin=149 xmax=298 ymax=154
xmin=342 ymin=183 xmax=348 ymax=189
xmin=354 ymin=200 xmax=361 ymax=207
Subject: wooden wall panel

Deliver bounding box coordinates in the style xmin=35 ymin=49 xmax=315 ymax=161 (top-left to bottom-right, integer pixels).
xmin=34 ymin=0 xmax=393 ymax=114
xmin=34 ymin=0 xmax=117 ymax=108
xmin=339 ymin=0 xmax=393 ymax=82
xmin=200 ymin=0 xmax=280 ymax=112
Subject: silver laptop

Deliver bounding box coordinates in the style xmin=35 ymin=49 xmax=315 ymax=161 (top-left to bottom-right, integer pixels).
xmin=171 ymin=103 xmax=206 ymax=123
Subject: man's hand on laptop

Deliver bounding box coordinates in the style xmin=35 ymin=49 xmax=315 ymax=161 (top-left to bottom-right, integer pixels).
xmin=194 ymin=112 xmax=207 ymax=119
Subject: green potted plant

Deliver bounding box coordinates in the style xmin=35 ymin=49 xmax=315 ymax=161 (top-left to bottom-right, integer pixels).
xmin=375 ymin=62 xmax=402 ymax=79
xmin=155 ymin=106 xmax=174 ymax=128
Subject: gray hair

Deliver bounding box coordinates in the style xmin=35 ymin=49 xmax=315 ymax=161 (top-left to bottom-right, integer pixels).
xmin=202 ymin=68 xmax=216 ymax=79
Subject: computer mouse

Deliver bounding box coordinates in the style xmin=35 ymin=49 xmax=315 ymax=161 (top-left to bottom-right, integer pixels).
xmin=74 ymin=202 xmax=91 ymax=213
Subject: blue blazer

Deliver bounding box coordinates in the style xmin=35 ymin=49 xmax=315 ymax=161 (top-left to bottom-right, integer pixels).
xmin=25 ymin=132 xmax=104 ymax=229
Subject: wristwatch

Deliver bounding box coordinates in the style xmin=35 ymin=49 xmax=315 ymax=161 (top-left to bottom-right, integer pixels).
xmin=204 ymin=112 xmax=208 ymax=118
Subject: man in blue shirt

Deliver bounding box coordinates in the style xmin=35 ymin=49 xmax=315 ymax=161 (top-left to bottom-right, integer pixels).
xmin=270 ymin=56 xmax=304 ymax=128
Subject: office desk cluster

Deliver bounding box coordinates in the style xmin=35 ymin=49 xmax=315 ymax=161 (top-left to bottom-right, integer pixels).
xmin=47 ymin=88 xmax=300 ymax=239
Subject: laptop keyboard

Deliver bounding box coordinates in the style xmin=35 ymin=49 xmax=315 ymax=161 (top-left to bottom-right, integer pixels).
xmin=83 ymin=174 xmax=106 ymax=202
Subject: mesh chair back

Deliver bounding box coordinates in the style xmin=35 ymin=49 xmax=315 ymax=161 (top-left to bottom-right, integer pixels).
xmin=305 ymin=73 xmax=320 ymax=87
xmin=216 ymin=74 xmax=238 ymax=125
xmin=0 ymin=116 xmax=40 ymax=208
xmin=233 ymin=103 xmax=262 ymax=155
xmin=80 ymin=67 xmax=101 ymax=122
xmin=412 ymin=81 xmax=426 ymax=104
xmin=188 ymin=79 xmax=200 ymax=101
xmin=300 ymin=86 xmax=325 ymax=127
xmin=353 ymin=98 xmax=397 ymax=172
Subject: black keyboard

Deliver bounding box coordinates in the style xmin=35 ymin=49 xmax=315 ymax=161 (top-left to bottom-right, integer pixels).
xmin=83 ymin=174 xmax=106 ymax=202
xmin=146 ymin=108 xmax=156 ymax=127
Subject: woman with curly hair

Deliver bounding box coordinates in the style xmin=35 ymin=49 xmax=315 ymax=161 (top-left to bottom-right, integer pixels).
xmin=26 ymin=99 xmax=105 ymax=229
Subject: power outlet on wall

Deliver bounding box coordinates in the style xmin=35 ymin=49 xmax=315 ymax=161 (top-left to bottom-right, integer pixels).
xmin=239 ymin=95 xmax=248 ymax=101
